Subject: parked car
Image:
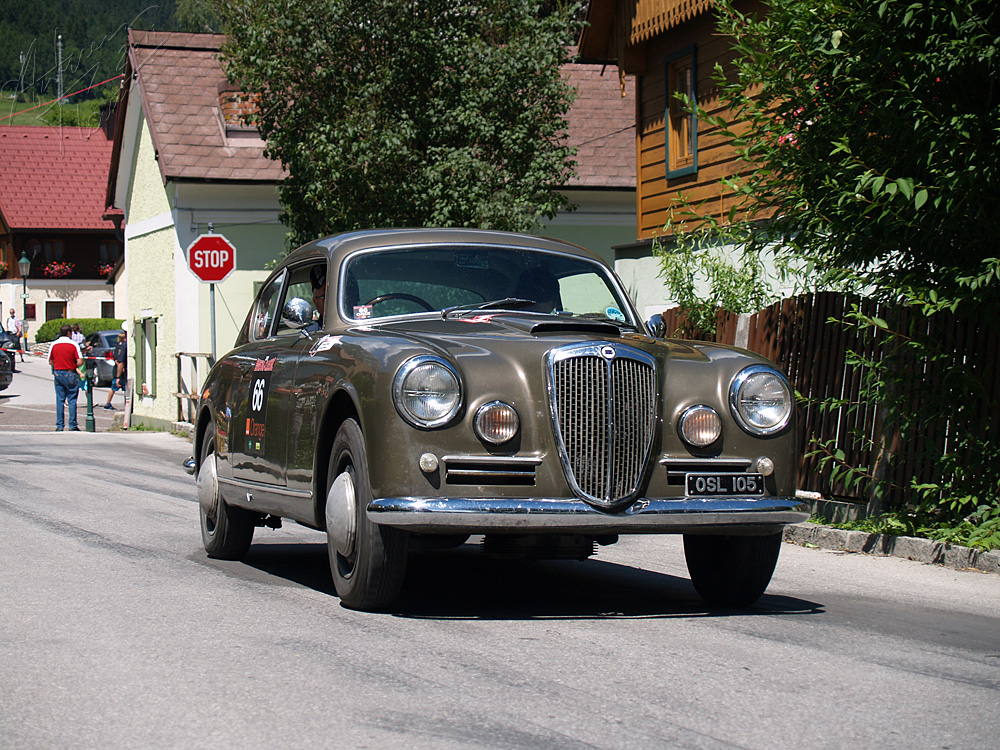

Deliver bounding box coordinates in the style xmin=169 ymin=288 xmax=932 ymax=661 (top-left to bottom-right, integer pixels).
xmin=83 ymin=330 xmax=122 ymax=386
xmin=0 ymin=342 xmax=11 ymax=390
xmin=194 ymin=229 xmax=806 ymax=611
xmin=0 ymin=330 xmax=19 ymax=372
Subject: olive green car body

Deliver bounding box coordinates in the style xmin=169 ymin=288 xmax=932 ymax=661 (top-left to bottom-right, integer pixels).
xmin=195 ymin=229 xmax=807 ymax=607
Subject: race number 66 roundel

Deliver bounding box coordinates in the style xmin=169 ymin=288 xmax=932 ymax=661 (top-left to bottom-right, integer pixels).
xmin=245 ymin=357 xmax=274 ymax=454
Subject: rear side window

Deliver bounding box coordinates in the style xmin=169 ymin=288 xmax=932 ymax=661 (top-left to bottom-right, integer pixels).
xmin=252 ymin=272 xmax=285 ymax=340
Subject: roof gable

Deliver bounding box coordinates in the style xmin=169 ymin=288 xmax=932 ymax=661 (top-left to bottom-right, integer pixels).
xmin=0 ymin=126 xmax=119 ymax=232
xmin=111 ymin=31 xmax=633 ymax=196
xmin=124 ymin=29 xmax=285 ymax=185
xmin=564 ymin=63 xmax=635 ymax=189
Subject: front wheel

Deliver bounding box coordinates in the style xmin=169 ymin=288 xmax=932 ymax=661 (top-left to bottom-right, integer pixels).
xmin=325 ymin=419 xmax=408 ymax=610
xmin=683 ymin=532 xmax=783 ymax=607
xmin=198 ymin=426 xmax=255 ymax=560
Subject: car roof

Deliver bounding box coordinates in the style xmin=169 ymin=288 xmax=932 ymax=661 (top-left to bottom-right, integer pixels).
xmin=282 ymin=228 xmax=608 ymax=269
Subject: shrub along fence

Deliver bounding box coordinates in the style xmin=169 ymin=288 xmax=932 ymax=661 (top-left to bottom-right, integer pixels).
xmin=662 ymin=292 xmax=1000 ymax=508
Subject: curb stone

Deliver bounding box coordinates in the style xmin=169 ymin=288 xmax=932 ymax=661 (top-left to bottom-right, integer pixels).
xmin=783 ymin=522 xmax=1000 ymax=575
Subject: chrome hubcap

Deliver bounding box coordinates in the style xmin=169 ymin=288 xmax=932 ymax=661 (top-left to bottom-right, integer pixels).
xmin=197 ymin=452 xmax=219 ymax=520
xmin=326 ymin=470 xmax=357 ymax=558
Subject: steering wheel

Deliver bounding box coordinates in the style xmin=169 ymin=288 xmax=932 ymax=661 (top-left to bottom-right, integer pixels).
xmin=364 ymin=293 xmax=434 ymax=311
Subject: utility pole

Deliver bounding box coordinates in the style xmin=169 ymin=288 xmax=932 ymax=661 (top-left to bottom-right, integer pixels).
xmin=57 ymin=34 xmax=63 ymax=102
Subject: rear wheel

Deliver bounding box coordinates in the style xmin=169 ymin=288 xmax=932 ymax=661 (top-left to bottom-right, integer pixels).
xmin=325 ymin=419 xmax=408 ymax=611
xmin=198 ymin=425 xmax=255 ymax=559
xmin=683 ymin=532 xmax=782 ymax=607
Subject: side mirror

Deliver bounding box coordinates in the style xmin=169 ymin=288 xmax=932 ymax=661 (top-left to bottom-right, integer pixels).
xmin=646 ymin=313 xmax=666 ymax=338
xmin=281 ymin=297 xmax=313 ymax=329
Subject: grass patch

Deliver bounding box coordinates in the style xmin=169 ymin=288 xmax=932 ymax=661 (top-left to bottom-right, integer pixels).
xmin=1 ymin=98 xmax=106 ymax=127
xmin=813 ymin=508 xmax=1000 ymax=552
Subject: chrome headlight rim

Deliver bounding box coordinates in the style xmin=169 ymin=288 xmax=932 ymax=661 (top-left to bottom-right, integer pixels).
xmin=729 ymin=364 xmax=793 ymax=436
xmin=678 ymin=404 xmax=723 ymax=448
xmin=474 ymin=400 xmax=520 ymax=445
xmin=392 ymin=355 xmax=463 ymax=429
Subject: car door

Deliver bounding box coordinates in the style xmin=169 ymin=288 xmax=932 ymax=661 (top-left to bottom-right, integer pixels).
xmin=230 ymin=264 xmax=324 ymax=512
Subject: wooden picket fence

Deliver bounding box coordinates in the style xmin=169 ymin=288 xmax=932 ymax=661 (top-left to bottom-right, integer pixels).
xmin=661 ymin=292 xmax=1000 ymax=506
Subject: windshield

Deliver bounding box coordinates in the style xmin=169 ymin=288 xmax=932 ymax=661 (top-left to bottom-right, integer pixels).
xmin=340 ymin=245 xmax=635 ymax=325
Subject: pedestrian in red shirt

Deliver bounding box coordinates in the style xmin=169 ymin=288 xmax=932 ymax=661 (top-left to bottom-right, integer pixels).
xmin=48 ymin=324 xmax=83 ymax=431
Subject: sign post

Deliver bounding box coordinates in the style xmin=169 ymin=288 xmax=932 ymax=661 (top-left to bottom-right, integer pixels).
xmin=186 ymin=231 xmax=237 ymax=360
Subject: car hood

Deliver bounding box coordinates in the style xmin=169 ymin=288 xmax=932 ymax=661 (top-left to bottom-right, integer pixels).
xmin=348 ymin=313 xmax=720 ymax=366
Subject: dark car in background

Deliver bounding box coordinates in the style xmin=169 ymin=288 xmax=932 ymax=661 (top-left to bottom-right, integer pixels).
xmin=194 ymin=229 xmax=806 ymax=611
xmin=84 ymin=330 xmax=122 ymax=386
xmin=0 ymin=343 xmax=11 ymax=390
xmin=0 ymin=331 xmax=18 ymax=373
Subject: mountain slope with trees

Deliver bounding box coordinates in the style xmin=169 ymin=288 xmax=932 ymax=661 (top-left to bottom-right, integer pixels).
xmin=0 ymin=1 xmax=179 ymax=105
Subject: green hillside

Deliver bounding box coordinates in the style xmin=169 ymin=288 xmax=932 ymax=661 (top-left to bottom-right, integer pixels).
xmin=0 ymin=0 xmax=181 ymax=117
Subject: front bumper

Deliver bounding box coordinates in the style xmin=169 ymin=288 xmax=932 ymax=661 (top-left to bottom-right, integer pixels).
xmin=368 ymin=496 xmax=809 ymax=535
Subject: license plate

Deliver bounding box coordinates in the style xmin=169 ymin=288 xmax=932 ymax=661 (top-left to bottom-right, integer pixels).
xmin=686 ymin=473 xmax=765 ymax=497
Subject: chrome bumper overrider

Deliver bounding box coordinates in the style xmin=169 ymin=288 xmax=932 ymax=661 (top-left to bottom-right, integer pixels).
xmin=368 ymin=496 xmax=809 ymax=534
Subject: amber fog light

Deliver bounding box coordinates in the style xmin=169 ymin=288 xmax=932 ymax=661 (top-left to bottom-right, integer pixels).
xmin=474 ymin=401 xmax=519 ymax=444
xmin=679 ymin=405 xmax=722 ymax=447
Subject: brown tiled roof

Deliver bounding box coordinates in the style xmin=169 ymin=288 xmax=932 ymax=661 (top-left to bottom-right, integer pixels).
xmin=119 ymin=31 xmax=634 ymax=191
xmin=0 ymin=126 xmax=119 ymax=231
xmin=127 ymin=30 xmax=285 ymax=183
xmin=563 ymin=63 xmax=636 ymax=189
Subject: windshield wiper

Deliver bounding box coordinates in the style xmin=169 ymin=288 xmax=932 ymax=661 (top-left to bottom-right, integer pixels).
xmin=442 ymin=298 xmax=536 ymax=319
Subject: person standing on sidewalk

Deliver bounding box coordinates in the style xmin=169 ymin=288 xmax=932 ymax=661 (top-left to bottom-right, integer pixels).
xmin=103 ymin=330 xmax=127 ymax=410
xmin=48 ymin=324 xmax=83 ymax=431
xmin=5 ymin=308 xmax=25 ymax=363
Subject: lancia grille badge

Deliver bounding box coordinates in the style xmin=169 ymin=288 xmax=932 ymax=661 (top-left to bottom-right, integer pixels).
xmin=599 ymin=345 xmax=616 ymax=360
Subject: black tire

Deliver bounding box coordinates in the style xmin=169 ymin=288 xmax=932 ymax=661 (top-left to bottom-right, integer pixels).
xmin=683 ymin=532 xmax=783 ymax=607
xmin=198 ymin=424 xmax=255 ymax=560
xmin=325 ymin=419 xmax=408 ymax=611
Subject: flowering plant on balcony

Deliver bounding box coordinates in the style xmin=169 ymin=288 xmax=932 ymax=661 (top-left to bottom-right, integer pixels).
xmin=98 ymin=263 xmax=115 ymax=277
xmin=0 ymin=260 xmax=7 ymax=277
xmin=43 ymin=260 xmax=75 ymax=278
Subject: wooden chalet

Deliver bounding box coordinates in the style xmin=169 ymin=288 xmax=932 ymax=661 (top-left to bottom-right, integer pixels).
xmin=580 ymin=0 xmax=763 ymax=241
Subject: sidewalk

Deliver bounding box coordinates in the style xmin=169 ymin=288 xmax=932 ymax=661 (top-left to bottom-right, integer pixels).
xmin=0 ymin=349 xmax=129 ymax=432
xmin=783 ymin=522 xmax=1000 ymax=575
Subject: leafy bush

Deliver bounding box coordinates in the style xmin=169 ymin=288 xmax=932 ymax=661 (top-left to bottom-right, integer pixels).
xmin=34 ymin=318 xmax=124 ymax=343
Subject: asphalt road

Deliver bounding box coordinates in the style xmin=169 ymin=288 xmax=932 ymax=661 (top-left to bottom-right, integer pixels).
xmin=1 ymin=430 xmax=998 ymax=749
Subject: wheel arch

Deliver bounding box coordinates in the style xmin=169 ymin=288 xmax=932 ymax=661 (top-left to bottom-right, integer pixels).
xmin=195 ymin=403 xmax=215 ymax=475
xmin=313 ymin=387 xmax=362 ymax=530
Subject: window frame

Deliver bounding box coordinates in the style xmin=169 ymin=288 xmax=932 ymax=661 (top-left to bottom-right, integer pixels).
xmin=664 ymin=45 xmax=699 ymax=180
xmin=134 ymin=315 xmax=157 ymax=398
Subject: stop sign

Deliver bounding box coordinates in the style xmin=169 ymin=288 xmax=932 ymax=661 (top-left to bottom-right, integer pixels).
xmin=187 ymin=233 xmax=237 ymax=283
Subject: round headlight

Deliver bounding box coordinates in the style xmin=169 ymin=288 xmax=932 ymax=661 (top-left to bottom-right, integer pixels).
xmin=474 ymin=401 xmax=519 ymax=444
xmin=678 ymin=405 xmax=722 ymax=447
xmin=729 ymin=365 xmax=792 ymax=435
xmin=393 ymin=356 xmax=462 ymax=428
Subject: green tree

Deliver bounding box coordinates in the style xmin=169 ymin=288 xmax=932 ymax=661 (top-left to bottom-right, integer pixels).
xmin=669 ymin=0 xmax=1000 ymax=523
xmin=218 ymin=0 xmax=581 ymax=247
xmin=702 ymin=0 xmax=1000 ymax=298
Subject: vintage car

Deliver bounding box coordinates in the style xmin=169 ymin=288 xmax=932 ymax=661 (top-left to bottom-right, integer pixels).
xmin=194 ymin=228 xmax=807 ymax=611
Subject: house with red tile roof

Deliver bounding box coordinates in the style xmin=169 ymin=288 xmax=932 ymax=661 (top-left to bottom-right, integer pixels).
xmin=0 ymin=125 xmax=122 ymax=336
xmin=106 ymin=30 xmax=637 ymax=428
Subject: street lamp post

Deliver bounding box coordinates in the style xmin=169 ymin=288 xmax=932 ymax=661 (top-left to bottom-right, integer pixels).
xmin=17 ymin=250 xmax=29 ymax=323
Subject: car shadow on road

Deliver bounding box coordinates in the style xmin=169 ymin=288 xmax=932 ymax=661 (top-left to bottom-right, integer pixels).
xmin=229 ymin=540 xmax=824 ymax=620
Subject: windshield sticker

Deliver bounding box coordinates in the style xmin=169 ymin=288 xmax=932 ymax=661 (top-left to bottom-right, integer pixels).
xmin=605 ymin=306 xmax=626 ymax=322
xmin=454 ymin=253 xmax=490 ymax=270
xmin=246 ymin=358 xmax=274 ymax=454
xmin=310 ymin=335 xmax=342 ymax=356
xmin=353 ymin=305 xmax=373 ymax=320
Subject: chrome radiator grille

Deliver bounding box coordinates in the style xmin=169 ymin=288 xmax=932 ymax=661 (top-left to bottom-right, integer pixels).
xmin=548 ymin=344 xmax=657 ymax=506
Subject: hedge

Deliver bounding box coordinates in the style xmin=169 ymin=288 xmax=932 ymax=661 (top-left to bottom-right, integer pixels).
xmin=34 ymin=318 xmax=125 ymax=343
